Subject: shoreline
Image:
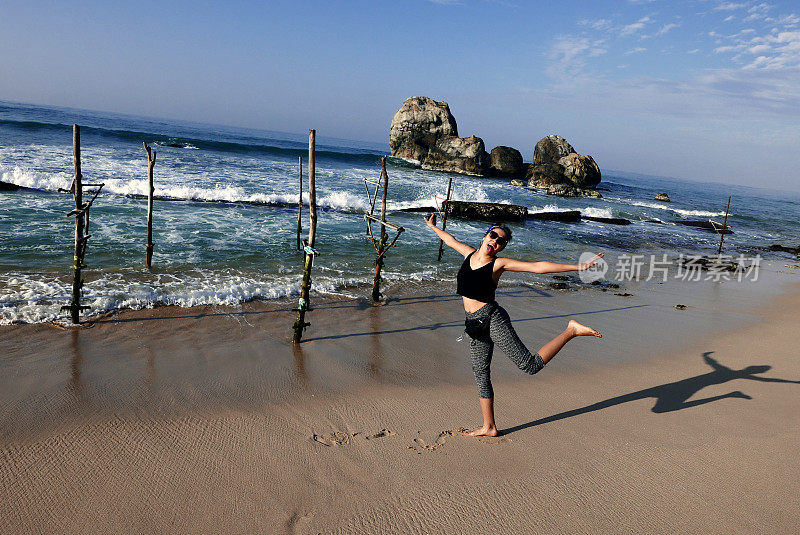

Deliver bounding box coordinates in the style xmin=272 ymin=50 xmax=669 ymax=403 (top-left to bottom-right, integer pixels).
xmin=1 ymin=264 xmax=799 ymax=533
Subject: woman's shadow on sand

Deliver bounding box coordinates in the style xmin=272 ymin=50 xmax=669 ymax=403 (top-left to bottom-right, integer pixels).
xmin=502 ymin=352 xmax=800 ymax=435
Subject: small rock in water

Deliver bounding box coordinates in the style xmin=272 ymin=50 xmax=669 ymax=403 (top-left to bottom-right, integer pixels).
xmin=675 ymin=304 xmax=688 ymax=310
xmin=655 ymin=192 xmax=671 ymax=202
xmin=553 ymin=275 xmax=570 ymax=281
xmin=550 ymin=282 xmax=569 ymax=289
xmin=615 ymin=292 xmax=633 ymax=297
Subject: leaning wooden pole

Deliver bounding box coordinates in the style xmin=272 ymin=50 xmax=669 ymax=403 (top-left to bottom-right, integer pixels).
xmin=437 ymin=175 xmax=453 ymax=262
xmin=293 ymin=130 xmax=317 ymax=343
xmin=717 ymin=195 xmax=731 ymax=256
xmin=372 ymin=157 xmax=389 ymax=302
xmin=69 ymin=125 xmax=84 ymax=324
xmin=296 ymin=156 xmax=303 ymax=251
xmin=143 ymin=142 xmax=157 ymax=268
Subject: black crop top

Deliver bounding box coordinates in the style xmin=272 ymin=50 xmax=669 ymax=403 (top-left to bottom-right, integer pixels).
xmin=457 ymin=252 xmax=496 ymax=303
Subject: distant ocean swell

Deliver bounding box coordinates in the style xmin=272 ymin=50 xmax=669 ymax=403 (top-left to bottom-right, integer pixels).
xmin=0 ymin=118 xmax=384 ymax=165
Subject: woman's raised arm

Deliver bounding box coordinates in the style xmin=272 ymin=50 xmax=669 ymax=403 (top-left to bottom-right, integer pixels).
xmin=424 ymin=213 xmax=475 ymax=258
xmin=497 ymin=253 xmax=604 ymax=274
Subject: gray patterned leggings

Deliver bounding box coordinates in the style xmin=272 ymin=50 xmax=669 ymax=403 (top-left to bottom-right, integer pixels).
xmin=466 ymin=302 xmax=545 ymax=398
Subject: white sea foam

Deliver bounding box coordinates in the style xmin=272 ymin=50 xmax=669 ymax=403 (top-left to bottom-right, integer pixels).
xmin=528 ymin=204 xmax=615 ymax=219
xmin=615 ymin=199 xmax=725 ymax=218
xmin=0 ymin=267 xmax=445 ymax=325
xmin=581 ymin=207 xmax=615 ymax=218
xmin=1 ymin=166 xmax=72 ymax=191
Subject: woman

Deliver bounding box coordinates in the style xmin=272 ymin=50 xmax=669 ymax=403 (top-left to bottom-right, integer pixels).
xmin=424 ymin=214 xmax=603 ymax=437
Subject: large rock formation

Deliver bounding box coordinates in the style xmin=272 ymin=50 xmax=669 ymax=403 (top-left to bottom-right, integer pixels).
xmin=390 ymin=96 xmax=494 ymax=176
xmin=389 ymin=97 xmax=458 ymax=163
xmin=532 ymin=135 xmax=575 ymax=166
xmin=422 ymin=135 xmax=489 ymax=176
xmin=558 ymin=153 xmax=601 ymax=188
xmin=488 ymin=146 xmax=524 ymax=177
xmin=445 ymin=200 xmax=527 ymax=222
xmin=389 ymin=98 xmax=602 ymax=185
xmin=527 ymin=134 xmax=601 ymax=193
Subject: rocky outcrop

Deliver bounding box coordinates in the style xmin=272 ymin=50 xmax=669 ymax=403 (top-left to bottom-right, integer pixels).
xmin=389 ymin=98 xmax=603 ymax=185
xmin=674 ymin=220 xmax=733 ymax=234
xmin=0 ymin=181 xmax=24 ymax=191
xmin=533 ymin=135 xmax=575 ymax=166
xmin=655 ymin=193 xmax=671 ymax=202
xmin=488 ymin=146 xmax=523 ymax=178
xmin=389 ymin=97 xmax=458 ymax=163
xmin=527 ymin=134 xmax=601 ymax=194
xmin=445 ymin=200 xmax=527 ymax=222
xmin=544 ymin=184 xmax=602 ymax=198
xmin=766 ymin=243 xmax=800 ymax=254
xmin=558 ymin=153 xmax=601 ymax=188
xmin=422 ymin=135 xmax=489 ymax=176
xmin=583 ymin=215 xmax=631 ymax=225
xmin=528 ymin=210 xmax=581 ymax=222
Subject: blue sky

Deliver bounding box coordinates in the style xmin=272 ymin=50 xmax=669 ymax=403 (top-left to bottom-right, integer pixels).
xmin=1 ymin=0 xmax=799 ymax=190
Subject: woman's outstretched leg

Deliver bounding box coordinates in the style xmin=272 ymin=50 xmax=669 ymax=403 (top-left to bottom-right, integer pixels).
xmin=538 ymin=319 xmax=602 ymax=364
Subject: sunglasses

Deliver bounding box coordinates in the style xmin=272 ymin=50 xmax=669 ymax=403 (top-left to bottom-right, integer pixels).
xmin=487 ymin=230 xmax=508 ymax=246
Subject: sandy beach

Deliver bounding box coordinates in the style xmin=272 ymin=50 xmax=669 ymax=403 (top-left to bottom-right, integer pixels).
xmin=1 ymin=267 xmax=799 ymax=534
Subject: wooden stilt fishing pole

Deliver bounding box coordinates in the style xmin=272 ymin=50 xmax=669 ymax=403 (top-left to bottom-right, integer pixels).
xmin=365 ymin=157 xmax=405 ymax=303
xmin=143 ymin=142 xmax=156 ymax=268
xmin=296 ymin=156 xmax=303 ymax=251
xmin=61 ymin=124 xmax=104 ymax=324
xmin=66 ymin=125 xmax=85 ymax=324
xmin=717 ymin=196 xmax=731 ymax=256
xmin=437 ymin=175 xmax=453 ymax=261
xmin=293 ymin=130 xmax=318 ymax=343
xmin=372 ymin=158 xmax=389 ymax=302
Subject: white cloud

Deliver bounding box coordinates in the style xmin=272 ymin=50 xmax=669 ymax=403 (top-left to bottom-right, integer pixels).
xmin=749 ymin=44 xmax=771 ymax=53
xmin=777 ymin=14 xmax=800 ymax=27
xmin=579 ymin=18 xmax=614 ymax=31
xmin=688 ymin=48 xmax=701 ymax=54
xmin=546 ymin=36 xmax=607 ymax=80
xmin=724 ymin=15 xmax=735 ymax=22
xmin=714 ymin=2 xmax=747 ymax=11
xmin=621 ymin=16 xmax=653 ymax=36
xmin=625 ymin=47 xmax=648 ymax=55
xmin=654 ymin=23 xmax=679 ymax=37
xmin=748 ymin=2 xmax=772 ymax=14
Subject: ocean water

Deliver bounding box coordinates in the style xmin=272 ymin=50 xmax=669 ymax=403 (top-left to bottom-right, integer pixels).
xmin=1 ymin=100 xmax=799 ymax=324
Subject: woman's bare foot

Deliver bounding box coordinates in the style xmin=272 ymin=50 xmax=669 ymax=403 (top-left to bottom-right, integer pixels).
xmin=568 ymin=319 xmax=602 ymax=338
xmin=463 ymin=425 xmax=498 ymax=437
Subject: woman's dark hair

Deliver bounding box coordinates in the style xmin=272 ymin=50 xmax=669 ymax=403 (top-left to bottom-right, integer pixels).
xmin=486 ymin=224 xmax=512 ymax=243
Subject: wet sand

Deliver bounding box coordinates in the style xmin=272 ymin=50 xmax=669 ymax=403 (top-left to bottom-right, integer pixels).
xmin=1 ymin=267 xmax=799 ymax=533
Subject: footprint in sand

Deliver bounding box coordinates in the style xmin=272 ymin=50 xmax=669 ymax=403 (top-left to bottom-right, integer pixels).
xmin=312 ymin=428 xmax=394 ymax=446
xmin=312 ymin=431 xmax=352 ymax=446
xmin=407 ymin=430 xmax=454 ymax=454
xmin=365 ymin=428 xmax=395 ymax=440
